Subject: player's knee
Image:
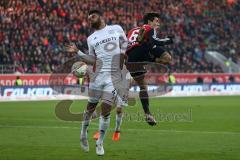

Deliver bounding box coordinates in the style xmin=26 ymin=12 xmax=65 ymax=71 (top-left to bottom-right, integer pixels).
xmin=100 ymin=100 xmax=113 ymax=116
xmin=156 ymin=51 xmax=172 ymax=63
xmin=87 ymin=102 xmax=98 ymax=113
xmin=116 ymin=107 xmax=123 ymax=114
xmin=164 ymin=52 xmax=172 ymax=62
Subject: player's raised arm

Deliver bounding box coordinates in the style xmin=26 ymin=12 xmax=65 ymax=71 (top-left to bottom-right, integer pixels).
xmin=65 ymin=43 xmax=95 ymax=65
xmin=149 ymin=29 xmax=174 ymax=46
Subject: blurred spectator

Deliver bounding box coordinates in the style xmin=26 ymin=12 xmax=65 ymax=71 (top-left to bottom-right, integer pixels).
xmin=229 ymin=75 xmax=235 ymax=83
xmin=15 ymin=76 xmax=23 ymax=86
xmin=197 ymin=77 xmax=203 ymax=84
xmin=212 ymin=77 xmax=218 ymax=83
xmin=0 ymin=0 xmax=239 ymax=73
xmin=168 ymin=72 xmax=176 ymax=84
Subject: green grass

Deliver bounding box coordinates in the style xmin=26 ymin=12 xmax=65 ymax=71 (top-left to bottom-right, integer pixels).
xmin=0 ymin=96 xmax=240 ymax=160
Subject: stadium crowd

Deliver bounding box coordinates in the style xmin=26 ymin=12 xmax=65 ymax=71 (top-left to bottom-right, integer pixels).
xmin=0 ymin=0 xmax=239 ymax=73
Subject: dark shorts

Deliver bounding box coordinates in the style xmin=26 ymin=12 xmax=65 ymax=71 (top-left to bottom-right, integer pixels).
xmin=126 ymin=44 xmax=166 ymax=78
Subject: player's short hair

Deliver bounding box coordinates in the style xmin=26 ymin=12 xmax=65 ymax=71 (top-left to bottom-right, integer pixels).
xmin=88 ymin=9 xmax=103 ymax=16
xmin=143 ymin=13 xmax=160 ymax=24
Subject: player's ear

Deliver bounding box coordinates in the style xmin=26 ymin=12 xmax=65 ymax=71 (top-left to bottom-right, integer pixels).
xmin=148 ymin=19 xmax=153 ymax=25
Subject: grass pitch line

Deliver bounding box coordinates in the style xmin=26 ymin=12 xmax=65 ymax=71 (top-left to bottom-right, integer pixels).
xmin=0 ymin=124 xmax=240 ymax=135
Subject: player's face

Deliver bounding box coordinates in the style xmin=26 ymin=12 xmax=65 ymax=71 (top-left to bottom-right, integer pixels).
xmin=150 ymin=17 xmax=160 ymax=29
xmin=88 ymin=13 xmax=101 ymax=29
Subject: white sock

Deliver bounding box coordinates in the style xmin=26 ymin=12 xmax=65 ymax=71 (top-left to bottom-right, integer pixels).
xmin=97 ymin=115 xmax=110 ymax=145
xmin=115 ymin=113 xmax=123 ymax=132
xmin=80 ymin=111 xmax=92 ymax=137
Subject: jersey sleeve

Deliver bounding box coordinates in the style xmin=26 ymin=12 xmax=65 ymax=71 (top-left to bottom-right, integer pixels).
xmin=76 ymin=36 xmax=95 ymax=65
xmin=87 ymin=37 xmax=95 ymax=56
xmin=149 ymin=29 xmax=173 ymax=46
xmin=116 ymin=25 xmax=128 ymax=54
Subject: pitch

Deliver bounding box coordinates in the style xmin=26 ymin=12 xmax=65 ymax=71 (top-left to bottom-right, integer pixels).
xmin=0 ymin=96 xmax=239 ymax=160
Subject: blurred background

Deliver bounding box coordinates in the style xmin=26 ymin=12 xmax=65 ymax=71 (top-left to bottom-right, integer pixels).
xmin=0 ymin=0 xmax=240 ymax=98
xmin=0 ymin=1 xmax=240 ymax=159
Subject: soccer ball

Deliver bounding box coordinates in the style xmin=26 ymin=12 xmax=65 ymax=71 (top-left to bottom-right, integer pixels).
xmin=71 ymin=61 xmax=88 ymax=77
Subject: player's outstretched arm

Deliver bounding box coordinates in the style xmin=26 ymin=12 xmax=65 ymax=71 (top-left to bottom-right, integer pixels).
xmin=65 ymin=44 xmax=95 ymax=65
xmin=150 ymin=29 xmax=174 ymax=46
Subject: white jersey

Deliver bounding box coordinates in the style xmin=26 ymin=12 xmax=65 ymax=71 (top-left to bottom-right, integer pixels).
xmin=87 ymin=25 xmax=128 ymax=72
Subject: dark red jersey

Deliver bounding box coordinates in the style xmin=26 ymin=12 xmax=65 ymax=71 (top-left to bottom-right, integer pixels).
xmin=126 ymin=24 xmax=152 ymax=52
xmin=126 ymin=24 xmax=173 ymax=53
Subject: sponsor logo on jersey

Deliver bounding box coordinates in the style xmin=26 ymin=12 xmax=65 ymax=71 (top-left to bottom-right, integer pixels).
xmin=95 ymin=37 xmax=117 ymax=47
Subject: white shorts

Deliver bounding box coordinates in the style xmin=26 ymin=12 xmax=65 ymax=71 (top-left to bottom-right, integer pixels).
xmin=88 ymin=71 xmax=120 ymax=105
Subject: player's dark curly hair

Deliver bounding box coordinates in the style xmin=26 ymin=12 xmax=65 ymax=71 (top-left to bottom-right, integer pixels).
xmin=143 ymin=13 xmax=160 ymax=24
xmin=88 ymin=8 xmax=103 ymax=16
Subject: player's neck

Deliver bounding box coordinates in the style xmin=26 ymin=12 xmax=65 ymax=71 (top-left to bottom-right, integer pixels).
xmin=147 ymin=24 xmax=154 ymax=28
xmin=96 ymin=21 xmax=106 ymax=30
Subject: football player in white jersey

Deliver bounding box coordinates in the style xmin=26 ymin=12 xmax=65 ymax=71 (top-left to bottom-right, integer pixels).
xmin=92 ymin=65 xmax=131 ymax=142
xmin=66 ymin=9 xmax=128 ymax=156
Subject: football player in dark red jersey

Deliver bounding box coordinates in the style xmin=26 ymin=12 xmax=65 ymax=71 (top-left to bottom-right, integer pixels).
xmin=126 ymin=13 xmax=173 ymax=126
